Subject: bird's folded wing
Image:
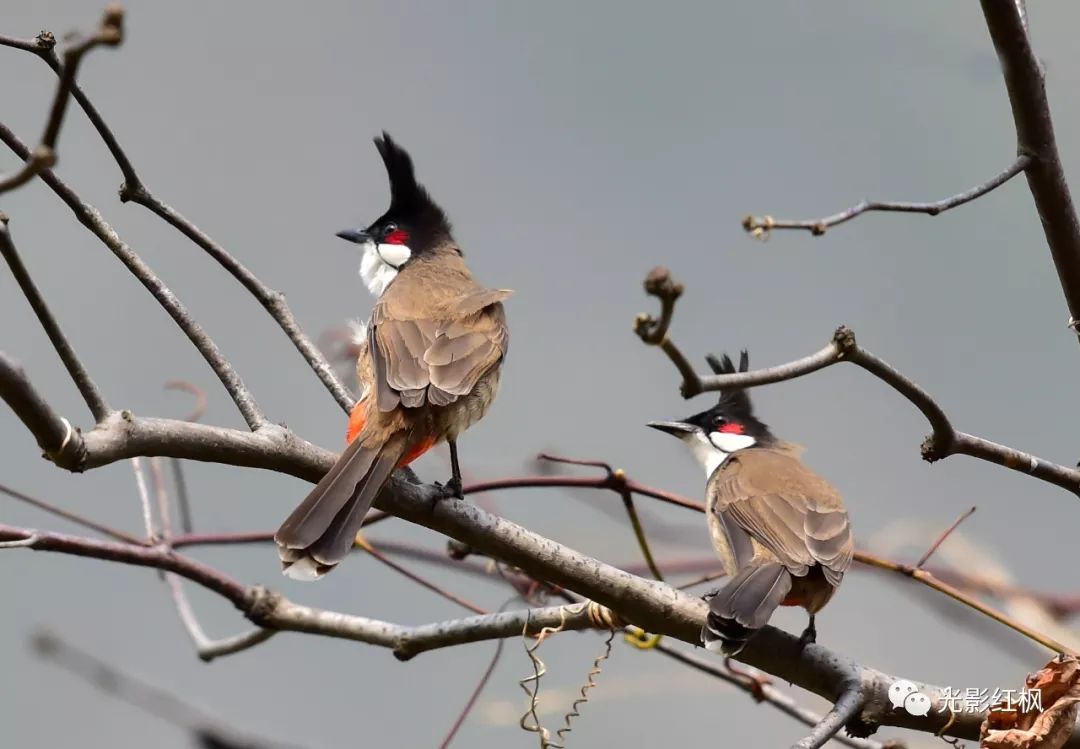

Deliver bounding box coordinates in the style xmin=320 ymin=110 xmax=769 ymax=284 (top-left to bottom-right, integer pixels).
xmin=369 ymin=295 xmax=509 ymax=412
xmin=715 ymin=451 xmax=853 ymax=583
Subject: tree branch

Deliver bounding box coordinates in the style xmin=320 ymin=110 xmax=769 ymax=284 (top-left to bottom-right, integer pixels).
xmin=0 ymin=7 xmax=123 ymax=194
xmin=0 ymin=124 xmax=266 ymax=430
xmin=742 ymin=156 xmax=1029 ymax=237
xmin=634 ymin=270 xmax=1080 ymax=496
xmin=791 ymin=682 xmax=866 ymax=749
xmin=0 ymin=221 xmax=110 ymax=419
xmin=633 ymin=267 xmax=703 ymax=397
xmin=0 ymin=481 xmax=143 ymax=545
xmin=0 ymin=351 xmax=83 ymax=464
xmin=2 ymin=509 xmax=1067 ymax=744
xmin=121 ymin=192 xmax=355 ymax=414
xmin=33 ymin=630 xmax=302 ymax=749
xmin=163 ymin=573 xmax=276 ymax=662
xmin=654 ymin=645 xmax=890 ymax=749
xmin=1 ymin=21 xmax=354 ymax=413
xmin=980 ymin=0 xmax=1080 ymax=342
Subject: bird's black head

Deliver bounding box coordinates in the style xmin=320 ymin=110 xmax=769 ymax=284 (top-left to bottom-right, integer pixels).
xmin=647 ymin=351 xmax=773 ymax=476
xmin=337 ymin=132 xmax=456 ymax=296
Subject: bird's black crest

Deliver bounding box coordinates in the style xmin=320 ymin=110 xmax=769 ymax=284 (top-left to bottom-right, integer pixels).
xmin=373 ymin=132 xmax=452 ymax=237
xmin=706 ymin=350 xmax=755 ymax=420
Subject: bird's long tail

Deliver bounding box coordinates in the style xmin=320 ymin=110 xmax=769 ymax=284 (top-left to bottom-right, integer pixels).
xmin=703 ymin=561 xmax=792 ymax=655
xmin=274 ymin=435 xmax=409 ymax=581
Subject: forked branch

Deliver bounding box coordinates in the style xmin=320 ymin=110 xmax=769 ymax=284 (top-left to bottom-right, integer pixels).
xmin=634 ymin=268 xmax=1080 ymax=497
xmin=0 ymin=6 xmax=123 ymax=194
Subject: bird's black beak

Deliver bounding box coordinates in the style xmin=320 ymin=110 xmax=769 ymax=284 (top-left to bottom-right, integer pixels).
xmin=336 ymin=228 xmax=373 ymax=244
xmin=646 ymin=420 xmax=697 ymax=438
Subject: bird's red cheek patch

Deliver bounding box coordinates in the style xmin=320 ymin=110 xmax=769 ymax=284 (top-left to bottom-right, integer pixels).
xmin=719 ymin=423 xmax=745 ymax=434
xmin=384 ymin=229 xmax=410 ymax=245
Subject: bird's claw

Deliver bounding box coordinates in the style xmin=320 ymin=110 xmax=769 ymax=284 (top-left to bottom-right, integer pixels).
xmin=796 ymin=620 xmax=817 ymax=654
xmin=434 ymin=477 xmax=464 ymax=500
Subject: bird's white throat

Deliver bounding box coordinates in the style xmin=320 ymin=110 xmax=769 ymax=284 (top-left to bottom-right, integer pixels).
xmin=688 ymin=431 xmax=756 ymax=477
xmin=358 ymin=240 xmax=412 ymax=297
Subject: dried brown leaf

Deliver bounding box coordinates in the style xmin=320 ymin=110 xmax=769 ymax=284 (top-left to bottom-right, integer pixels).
xmin=981 ymin=655 xmax=1080 ymax=749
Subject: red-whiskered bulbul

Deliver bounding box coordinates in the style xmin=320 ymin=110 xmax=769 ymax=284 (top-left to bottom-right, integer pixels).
xmin=648 ymin=352 xmax=852 ymax=655
xmin=275 ymin=133 xmax=511 ymax=580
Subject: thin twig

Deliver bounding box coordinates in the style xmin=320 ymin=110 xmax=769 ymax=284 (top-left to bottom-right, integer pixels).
xmin=123 ymin=193 xmax=355 ymax=413
xmin=438 ymin=607 xmax=510 ymax=749
xmin=0 ymin=26 xmax=353 ymax=411
xmin=354 ymin=535 xmax=487 ymax=615
xmin=0 ymin=481 xmax=143 ymax=545
xmin=129 ymin=457 xmax=156 ymax=541
xmin=32 ymin=629 xmax=300 ymax=748
xmin=164 ymin=574 xmax=275 ymax=662
xmin=915 ymin=507 xmax=976 ymax=568
xmin=856 ymin=550 xmax=1076 ymax=655
xmin=743 ymin=156 xmax=1029 ymax=237
xmin=146 ymin=445 xmax=275 ymax=662
xmin=0 ymin=222 xmax=110 ymax=419
xmin=163 ymin=380 xmax=207 ymax=533
xmin=618 ymin=489 xmax=664 ymax=582
xmin=538 ymin=453 xmax=665 ymax=581
xmin=0 ymin=7 xmax=123 ymax=194
xmin=0 ymin=124 xmax=267 ymax=430
xmin=632 ymin=267 xmax=701 ymax=397
xmin=164 ymin=380 xmax=208 ymax=422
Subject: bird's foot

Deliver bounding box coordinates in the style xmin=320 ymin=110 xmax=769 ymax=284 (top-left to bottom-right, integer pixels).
xmin=433 ymin=476 xmax=464 ymax=500
xmin=796 ymin=618 xmax=817 ymax=654
xmin=702 ymin=588 xmax=721 ymax=602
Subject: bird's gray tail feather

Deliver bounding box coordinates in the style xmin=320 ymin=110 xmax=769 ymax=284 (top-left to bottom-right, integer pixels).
xmin=703 ymin=562 xmax=792 ymax=655
xmin=274 ymin=437 xmax=407 ymax=580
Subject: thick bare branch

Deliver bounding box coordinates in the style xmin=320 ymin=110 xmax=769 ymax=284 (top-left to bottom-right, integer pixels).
xmin=0 ymin=505 xmax=1064 ymax=745
xmin=980 ymin=1 xmax=1080 ymax=342
xmin=0 ymin=221 xmax=110 ymax=419
xmin=743 ymin=156 xmax=1029 ymax=237
xmin=656 ymin=646 xmax=890 ymax=749
xmin=0 ymin=351 xmax=82 ymax=464
xmin=0 ymin=522 xmax=609 ymax=659
xmin=791 ymin=683 xmax=866 ymax=749
xmin=0 ymin=124 xmax=266 ymax=430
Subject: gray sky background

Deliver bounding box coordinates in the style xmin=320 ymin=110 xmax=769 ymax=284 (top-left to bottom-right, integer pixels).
xmin=3 ymin=2 xmax=1080 ymax=748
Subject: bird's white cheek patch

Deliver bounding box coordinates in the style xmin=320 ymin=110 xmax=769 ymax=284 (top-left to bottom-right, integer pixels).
xmin=710 ymin=432 xmax=756 ymax=453
xmin=377 ymin=243 xmax=412 ymax=268
xmin=358 ymin=240 xmax=398 ymax=298
xmin=689 ymin=432 xmax=731 ymax=478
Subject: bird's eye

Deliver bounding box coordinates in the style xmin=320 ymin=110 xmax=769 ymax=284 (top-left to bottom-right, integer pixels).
xmin=381 ymin=224 xmax=410 ymax=246
xmin=712 ymin=415 xmax=726 ymax=428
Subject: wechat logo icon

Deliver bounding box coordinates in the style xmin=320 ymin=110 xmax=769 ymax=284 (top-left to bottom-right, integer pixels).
xmin=889 ymin=679 xmax=931 ymax=717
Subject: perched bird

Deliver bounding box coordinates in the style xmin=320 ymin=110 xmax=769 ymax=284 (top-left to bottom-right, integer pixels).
xmin=647 ymin=352 xmax=852 ymax=655
xmin=275 ymin=133 xmax=511 ymax=580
